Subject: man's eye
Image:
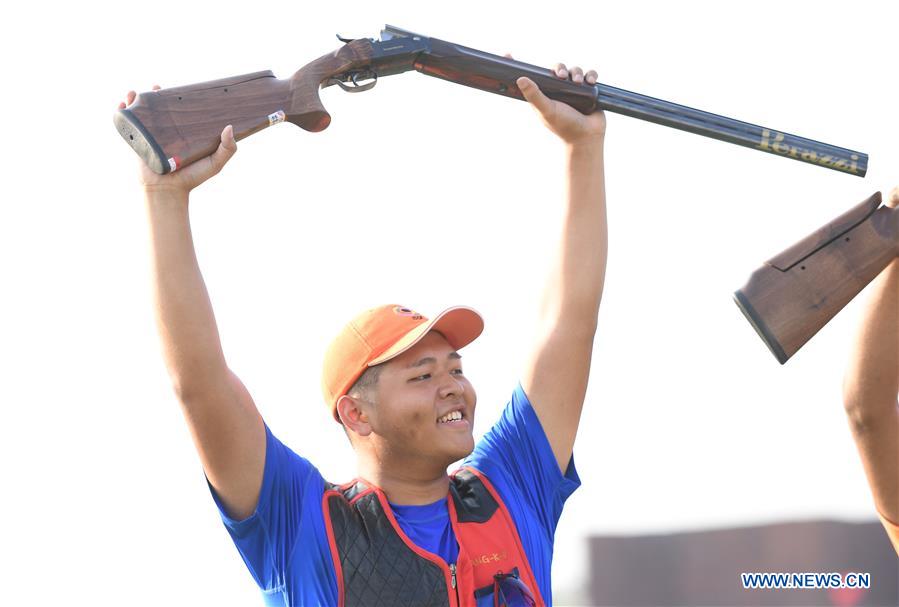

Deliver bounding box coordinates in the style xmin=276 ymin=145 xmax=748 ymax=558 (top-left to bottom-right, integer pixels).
xmin=410 ymin=369 xmax=462 ymax=381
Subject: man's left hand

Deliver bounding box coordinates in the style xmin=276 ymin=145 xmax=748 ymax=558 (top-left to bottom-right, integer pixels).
xmin=506 ymin=53 xmax=606 ymax=146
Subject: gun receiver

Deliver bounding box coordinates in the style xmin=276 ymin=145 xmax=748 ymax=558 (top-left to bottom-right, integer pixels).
xmin=115 ymin=24 xmax=868 ymax=176
xmin=734 ymin=192 xmax=899 ymax=363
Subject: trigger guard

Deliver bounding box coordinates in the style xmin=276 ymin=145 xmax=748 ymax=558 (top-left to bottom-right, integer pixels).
xmin=328 ymin=71 xmax=378 ymax=93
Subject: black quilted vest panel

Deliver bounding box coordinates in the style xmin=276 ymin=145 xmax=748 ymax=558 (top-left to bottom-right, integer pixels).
xmin=325 ymin=471 xmax=499 ymax=607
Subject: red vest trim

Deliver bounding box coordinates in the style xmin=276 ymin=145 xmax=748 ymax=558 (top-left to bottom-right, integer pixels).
xmin=451 ymin=467 xmax=545 ymax=606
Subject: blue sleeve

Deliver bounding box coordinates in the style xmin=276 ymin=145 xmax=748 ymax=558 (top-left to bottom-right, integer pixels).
xmin=207 ymin=423 xmax=328 ymax=594
xmin=464 ymin=381 xmax=581 ymax=540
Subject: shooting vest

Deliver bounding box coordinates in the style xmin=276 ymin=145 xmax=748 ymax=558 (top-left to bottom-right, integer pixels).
xmin=322 ymin=466 xmax=543 ymax=607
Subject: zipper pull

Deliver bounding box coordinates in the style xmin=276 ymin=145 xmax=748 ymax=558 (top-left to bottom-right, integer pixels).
xmin=450 ymin=563 xmax=457 ymax=589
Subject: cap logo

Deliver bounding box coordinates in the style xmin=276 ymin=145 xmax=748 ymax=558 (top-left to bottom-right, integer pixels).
xmin=393 ymin=306 xmax=423 ymax=320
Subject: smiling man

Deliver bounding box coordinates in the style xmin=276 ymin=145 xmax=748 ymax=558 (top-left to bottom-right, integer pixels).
xmin=122 ymin=57 xmax=607 ymax=606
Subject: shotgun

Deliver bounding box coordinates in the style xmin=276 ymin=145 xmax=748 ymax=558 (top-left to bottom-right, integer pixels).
xmin=114 ymin=25 xmax=867 ymax=177
xmin=734 ymin=192 xmax=899 ymax=364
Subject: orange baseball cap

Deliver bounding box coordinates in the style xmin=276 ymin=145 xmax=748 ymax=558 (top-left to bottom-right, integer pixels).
xmin=321 ymin=304 xmax=484 ymax=422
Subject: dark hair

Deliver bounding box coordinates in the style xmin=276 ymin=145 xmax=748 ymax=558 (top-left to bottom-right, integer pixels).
xmin=341 ymin=364 xmax=384 ymax=443
xmin=347 ymin=363 xmax=384 ymax=404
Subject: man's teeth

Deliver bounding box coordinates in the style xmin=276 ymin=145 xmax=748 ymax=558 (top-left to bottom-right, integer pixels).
xmin=438 ymin=410 xmax=463 ymax=423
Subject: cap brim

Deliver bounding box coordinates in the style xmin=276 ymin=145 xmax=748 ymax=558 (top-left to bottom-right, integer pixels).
xmin=368 ymin=306 xmax=484 ymax=366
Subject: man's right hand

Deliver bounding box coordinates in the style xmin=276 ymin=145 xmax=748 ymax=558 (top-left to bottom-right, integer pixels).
xmin=119 ymin=86 xmax=238 ymax=195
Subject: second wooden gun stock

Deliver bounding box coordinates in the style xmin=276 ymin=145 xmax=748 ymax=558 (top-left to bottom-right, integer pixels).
xmin=735 ymin=192 xmax=899 ymax=363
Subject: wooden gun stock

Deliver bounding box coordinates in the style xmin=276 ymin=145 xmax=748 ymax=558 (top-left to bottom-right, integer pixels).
xmin=734 ymin=192 xmax=899 ymax=363
xmin=113 ymin=39 xmax=373 ymax=174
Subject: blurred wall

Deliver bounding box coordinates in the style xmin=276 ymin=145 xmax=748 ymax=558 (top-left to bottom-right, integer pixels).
xmin=588 ymin=520 xmax=898 ymax=606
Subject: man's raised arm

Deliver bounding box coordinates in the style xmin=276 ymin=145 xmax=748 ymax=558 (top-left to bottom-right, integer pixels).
xmin=513 ymin=63 xmax=608 ymax=472
xmin=842 ymin=188 xmax=899 ymax=530
xmin=121 ymin=88 xmax=266 ymax=521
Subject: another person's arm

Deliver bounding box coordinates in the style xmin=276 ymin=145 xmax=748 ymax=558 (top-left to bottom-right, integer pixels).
xmin=842 ymin=187 xmax=899 ymax=547
xmin=119 ymin=89 xmax=265 ymax=521
xmin=513 ymin=61 xmax=607 ymax=472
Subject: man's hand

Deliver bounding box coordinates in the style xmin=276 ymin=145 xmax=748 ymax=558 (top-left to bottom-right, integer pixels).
xmin=118 ymin=86 xmax=238 ymax=195
xmin=888 ymin=186 xmax=899 ymax=209
xmin=505 ymin=53 xmax=606 ymax=146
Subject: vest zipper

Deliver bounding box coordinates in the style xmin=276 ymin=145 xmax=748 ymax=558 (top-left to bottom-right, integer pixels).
xmin=449 ymin=562 xmax=459 ymax=605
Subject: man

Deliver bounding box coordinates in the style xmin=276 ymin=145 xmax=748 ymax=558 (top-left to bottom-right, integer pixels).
xmin=842 ymin=187 xmax=899 ymax=557
xmin=120 ymin=57 xmax=607 ymax=605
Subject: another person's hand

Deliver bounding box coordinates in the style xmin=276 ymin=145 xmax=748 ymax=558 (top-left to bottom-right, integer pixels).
xmin=887 ymin=186 xmax=899 ymax=209
xmin=118 ymin=86 xmax=238 ymax=196
xmin=506 ymin=53 xmax=606 ymax=146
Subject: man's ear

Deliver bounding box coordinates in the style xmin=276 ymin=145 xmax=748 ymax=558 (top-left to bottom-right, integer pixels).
xmin=336 ymin=394 xmax=373 ymax=437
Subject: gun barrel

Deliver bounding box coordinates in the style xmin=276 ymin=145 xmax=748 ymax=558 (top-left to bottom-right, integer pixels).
xmin=596 ymin=83 xmax=867 ymax=177
xmin=405 ymin=29 xmax=867 ymax=177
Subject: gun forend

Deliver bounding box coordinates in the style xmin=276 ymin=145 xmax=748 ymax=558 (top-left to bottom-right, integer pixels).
xmin=734 ymin=192 xmax=899 ymax=364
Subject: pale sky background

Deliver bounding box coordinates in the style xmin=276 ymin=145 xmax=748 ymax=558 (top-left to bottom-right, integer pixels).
xmin=1 ymin=1 xmax=897 ymax=604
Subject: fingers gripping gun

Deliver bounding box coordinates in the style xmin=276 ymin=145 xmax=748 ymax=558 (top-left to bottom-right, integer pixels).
xmin=735 ymin=193 xmax=899 ymax=363
xmin=115 ymin=24 xmax=867 ymax=176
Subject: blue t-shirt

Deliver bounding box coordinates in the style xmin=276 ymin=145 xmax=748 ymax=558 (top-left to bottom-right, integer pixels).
xmin=209 ymin=381 xmax=581 ymax=606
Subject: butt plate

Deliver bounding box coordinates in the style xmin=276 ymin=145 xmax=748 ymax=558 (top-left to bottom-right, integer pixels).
xmin=114 ymin=108 xmax=169 ymax=175
xmin=733 ymin=291 xmax=789 ymax=364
